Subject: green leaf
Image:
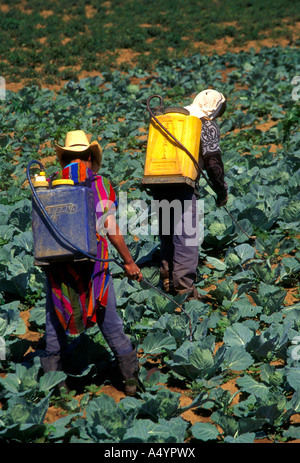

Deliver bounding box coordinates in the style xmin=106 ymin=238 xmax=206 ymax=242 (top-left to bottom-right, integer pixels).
xmin=236 ymin=375 xmax=270 ymax=400
xmin=139 ymin=266 xmax=160 ymax=286
xmin=47 ymin=414 xmax=78 ymax=441
xmin=140 ymin=332 xmax=177 ymax=356
xmin=223 ymin=323 xmax=254 ymax=347
xmin=29 ymin=301 xmax=46 ymax=327
xmin=189 ymin=347 xmax=215 ymax=372
xmin=0 ymin=373 xmax=22 ymax=394
xmin=223 ymin=347 xmax=254 ymax=371
xmin=206 ymin=256 xmax=227 ymax=271
xmin=123 ymin=417 xmax=188 ymax=443
xmin=139 ymin=388 xmax=181 ymax=420
xmin=234 ymin=243 xmax=255 ymax=262
xmin=84 ymin=395 xmax=135 ymax=441
xmin=209 ymin=277 xmax=235 ymax=303
xmin=211 ymin=410 xmax=238 ymax=437
xmin=0 ymin=302 xmax=26 ymax=337
xmin=285 ymin=368 xmax=300 ymax=391
xmin=250 ymin=282 xmax=286 ymax=314
xmin=167 ymin=342 xmax=224 ymax=382
xmin=238 ymin=207 xmax=273 ymax=230
xmin=283 ymin=426 xmax=300 ymax=440
xmin=130 ymin=289 xmax=150 ymax=304
xmin=191 ymin=422 xmax=219 ymax=441
xmin=279 ymin=200 xmax=300 ymax=223
xmin=256 ymin=403 xmax=284 ymax=424
xmin=39 ymin=371 xmax=67 ymax=392
xmin=225 ymin=432 xmax=255 ymax=443
xmin=5 ymin=395 xmax=50 ymax=425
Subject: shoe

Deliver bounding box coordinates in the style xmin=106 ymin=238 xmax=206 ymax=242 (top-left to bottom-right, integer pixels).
xmin=162 ymin=277 xmax=176 ymax=295
xmin=115 ymin=348 xmax=139 ymax=396
xmin=175 ymin=285 xmax=204 ymax=301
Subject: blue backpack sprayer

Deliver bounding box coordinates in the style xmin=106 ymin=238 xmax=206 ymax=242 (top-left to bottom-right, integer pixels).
xmin=27 ymin=158 xmax=194 ymax=341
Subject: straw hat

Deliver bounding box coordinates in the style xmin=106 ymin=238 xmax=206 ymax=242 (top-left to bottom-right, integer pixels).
xmin=55 ymin=130 xmax=102 ymax=172
xmin=185 ymin=89 xmax=226 ymax=120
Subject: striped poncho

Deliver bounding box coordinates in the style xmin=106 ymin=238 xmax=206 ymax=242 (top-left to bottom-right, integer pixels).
xmin=46 ymin=162 xmax=117 ymax=335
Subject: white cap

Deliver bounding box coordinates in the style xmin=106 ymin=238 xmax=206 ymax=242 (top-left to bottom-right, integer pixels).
xmin=185 ymin=89 xmax=226 ymax=120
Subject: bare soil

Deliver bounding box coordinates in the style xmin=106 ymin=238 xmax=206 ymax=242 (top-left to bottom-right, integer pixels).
xmin=4 ymin=20 xmax=300 ymax=93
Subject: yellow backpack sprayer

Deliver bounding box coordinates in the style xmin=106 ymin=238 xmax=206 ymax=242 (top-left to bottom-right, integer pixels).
xmin=142 ymin=101 xmax=202 ymax=187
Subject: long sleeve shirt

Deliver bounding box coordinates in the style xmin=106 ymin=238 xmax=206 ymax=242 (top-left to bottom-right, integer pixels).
xmin=200 ymin=118 xmax=228 ymax=197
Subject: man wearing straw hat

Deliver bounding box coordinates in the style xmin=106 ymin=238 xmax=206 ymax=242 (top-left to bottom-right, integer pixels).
xmin=41 ymin=130 xmax=142 ymax=396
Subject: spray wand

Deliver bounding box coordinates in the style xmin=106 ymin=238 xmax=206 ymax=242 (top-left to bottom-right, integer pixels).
xmin=27 ymin=160 xmax=193 ymax=341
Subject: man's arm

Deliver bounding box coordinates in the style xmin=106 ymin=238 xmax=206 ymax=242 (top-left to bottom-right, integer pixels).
xmin=200 ymin=119 xmax=228 ymax=207
xmin=104 ymin=214 xmax=143 ymax=281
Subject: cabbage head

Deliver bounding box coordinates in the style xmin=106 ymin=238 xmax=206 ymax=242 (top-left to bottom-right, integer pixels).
xmin=208 ymin=221 xmax=227 ymax=236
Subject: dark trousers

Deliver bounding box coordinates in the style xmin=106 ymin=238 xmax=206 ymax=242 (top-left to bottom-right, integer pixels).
xmin=152 ymin=185 xmax=199 ymax=295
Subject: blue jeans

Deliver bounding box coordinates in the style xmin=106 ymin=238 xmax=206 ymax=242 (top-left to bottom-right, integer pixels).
xmin=44 ymin=276 xmax=133 ymax=357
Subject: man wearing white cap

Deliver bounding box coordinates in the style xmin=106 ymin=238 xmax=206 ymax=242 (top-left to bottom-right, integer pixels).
xmin=153 ymin=89 xmax=228 ymax=300
xmin=185 ymin=88 xmax=228 ymax=207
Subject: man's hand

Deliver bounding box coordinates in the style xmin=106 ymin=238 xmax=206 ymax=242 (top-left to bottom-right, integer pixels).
xmin=124 ymin=261 xmax=143 ymax=282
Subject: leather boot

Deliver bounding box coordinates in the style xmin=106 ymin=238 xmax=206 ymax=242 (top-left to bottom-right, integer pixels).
xmin=115 ymin=348 xmax=139 ymax=396
xmin=175 ymin=285 xmax=203 ymax=301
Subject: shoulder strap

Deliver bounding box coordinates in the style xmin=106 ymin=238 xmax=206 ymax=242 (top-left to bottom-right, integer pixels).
xmin=78 ymin=176 xmax=94 ymax=188
xmin=48 ymin=172 xmax=57 ymax=189
xmin=48 ymin=173 xmax=96 ymax=189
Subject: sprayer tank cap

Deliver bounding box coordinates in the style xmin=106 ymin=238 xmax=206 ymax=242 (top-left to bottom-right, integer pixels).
xmin=33 ymin=180 xmax=49 ymax=188
xmin=52 ymin=179 xmax=75 ymax=187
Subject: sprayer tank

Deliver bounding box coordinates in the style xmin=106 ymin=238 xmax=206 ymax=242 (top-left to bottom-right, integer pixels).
xmin=32 ymin=183 xmax=97 ymax=265
xmin=142 ymin=112 xmax=202 ymax=184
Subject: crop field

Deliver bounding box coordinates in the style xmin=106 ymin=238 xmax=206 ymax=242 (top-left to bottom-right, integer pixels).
xmin=0 ymin=0 xmax=300 ymax=445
